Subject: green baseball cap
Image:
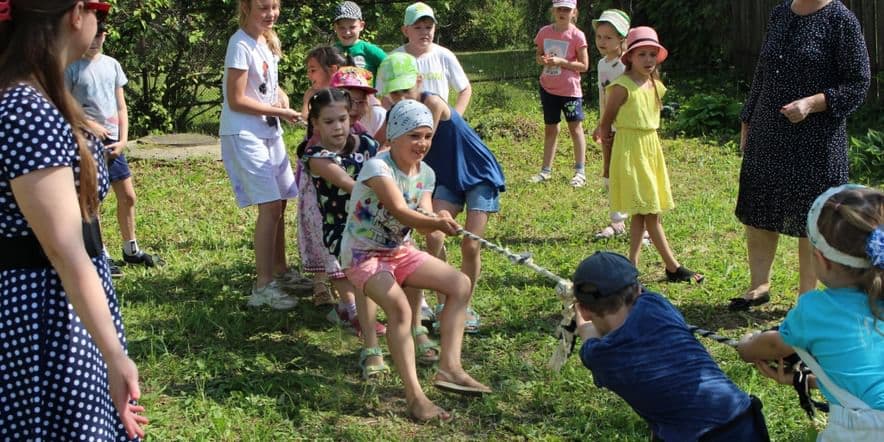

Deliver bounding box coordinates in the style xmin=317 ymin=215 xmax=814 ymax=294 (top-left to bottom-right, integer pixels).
xmin=377 ymin=52 xmax=420 ymax=97
xmin=404 ymin=2 xmax=436 ymax=26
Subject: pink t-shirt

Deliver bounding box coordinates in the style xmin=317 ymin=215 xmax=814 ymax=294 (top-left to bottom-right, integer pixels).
xmin=534 ymin=24 xmax=587 ymax=98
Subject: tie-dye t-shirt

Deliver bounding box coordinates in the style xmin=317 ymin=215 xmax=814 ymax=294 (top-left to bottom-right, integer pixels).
xmin=340 ymin=151 xmax=435 ymax=268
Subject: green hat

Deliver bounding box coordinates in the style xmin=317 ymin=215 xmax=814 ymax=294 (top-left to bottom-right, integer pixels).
xmin=404 ymin=2 xmax=436 ymax=26
xmin=377 ymin=52 xmax=419 ymax=97
xmin=592 ymin=9 xmax=630 ymax=37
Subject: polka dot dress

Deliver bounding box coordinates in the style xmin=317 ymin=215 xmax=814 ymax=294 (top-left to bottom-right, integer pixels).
xmin=736 ymin=0 xmax=870 ymax=237
xmin=0 ymin=84 xmax=136 ymax=441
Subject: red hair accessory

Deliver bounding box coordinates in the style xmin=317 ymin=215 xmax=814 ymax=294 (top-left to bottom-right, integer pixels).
xmin=0 ymin=0 xmax=12 ymax=23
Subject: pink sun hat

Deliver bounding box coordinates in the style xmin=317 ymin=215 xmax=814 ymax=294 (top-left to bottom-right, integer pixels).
xmin=330 ymin=66 xmax=377 ymax=94
xmin=621 ymin=26 xmax=668 ymax=64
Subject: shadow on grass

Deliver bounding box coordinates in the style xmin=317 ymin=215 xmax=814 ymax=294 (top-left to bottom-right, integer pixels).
xmin=120 ymin=262 xmax=402 ymax=426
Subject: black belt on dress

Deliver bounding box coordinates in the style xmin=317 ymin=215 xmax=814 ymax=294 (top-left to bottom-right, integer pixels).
xmin=0 ymin=219 xmax=103 ymax=269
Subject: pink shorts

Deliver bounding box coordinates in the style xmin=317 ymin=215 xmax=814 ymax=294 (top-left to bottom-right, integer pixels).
xmin=345 ymin=245 xmax=431 ymax=291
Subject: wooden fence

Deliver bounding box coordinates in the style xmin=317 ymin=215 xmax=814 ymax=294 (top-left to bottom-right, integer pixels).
xmin=731 ymin=0 xmax=882 ymax=102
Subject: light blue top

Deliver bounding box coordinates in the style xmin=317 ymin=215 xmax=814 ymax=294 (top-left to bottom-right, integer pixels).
xmin=780 ymin=287 xmax=884 ymax=409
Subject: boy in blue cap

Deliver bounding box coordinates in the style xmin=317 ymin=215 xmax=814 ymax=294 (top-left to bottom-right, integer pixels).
xmin=573 ymin=252 xmax=770 ymax=441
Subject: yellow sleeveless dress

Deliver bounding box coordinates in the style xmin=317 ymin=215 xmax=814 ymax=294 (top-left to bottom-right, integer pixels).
xmin=606 ymin=75 xmax=673 ymax=215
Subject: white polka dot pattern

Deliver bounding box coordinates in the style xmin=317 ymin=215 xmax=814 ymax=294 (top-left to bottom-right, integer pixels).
xmin=0 ymin=84 xmax=135 ymax=441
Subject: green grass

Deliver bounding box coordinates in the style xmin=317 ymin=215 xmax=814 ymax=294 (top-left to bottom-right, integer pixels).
xmin=100 ymin=55 xmax=841 ymax=441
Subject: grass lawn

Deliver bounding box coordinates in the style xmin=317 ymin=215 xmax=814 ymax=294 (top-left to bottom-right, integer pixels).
xmin=102 ymin=55 xmax=837 ymax=441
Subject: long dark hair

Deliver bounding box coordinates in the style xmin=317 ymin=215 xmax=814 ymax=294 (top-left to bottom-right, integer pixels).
xmin=816 ymin=187 xmax=884 ymax=326
xmin=298 ymin=87 xmax=353 ymax=158
xmin=0 ymin=0 xmax=99 ymax=218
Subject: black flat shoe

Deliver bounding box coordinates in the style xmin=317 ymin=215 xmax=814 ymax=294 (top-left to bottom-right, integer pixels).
xmin=665 ymin=266 xmax=704 ymax=284
xmin=727 ymin=292 xmax=771 ymax=311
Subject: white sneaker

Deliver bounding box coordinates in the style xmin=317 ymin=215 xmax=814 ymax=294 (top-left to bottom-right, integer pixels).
xmin=570 ymin=173 xmax=587 ymax=188
xmin=529 ymin=171 xmax=552 ymax=183
xmin=248 ymin=281 xmax=298 ymax=310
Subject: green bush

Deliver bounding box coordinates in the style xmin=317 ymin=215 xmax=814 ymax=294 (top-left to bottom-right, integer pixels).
xmin=849 ymin=129 xmax=884 ymax=186
xmin=671 ymin=93 xmax=742 ymax=137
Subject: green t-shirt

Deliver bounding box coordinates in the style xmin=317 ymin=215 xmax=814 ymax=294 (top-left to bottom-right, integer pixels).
xmin=334 ymin=40 xmax=387 ymax=81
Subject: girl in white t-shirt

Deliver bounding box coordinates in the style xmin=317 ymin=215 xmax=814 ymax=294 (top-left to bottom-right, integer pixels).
xmin=591 ymin=9 xmax=631 ymax=239
xmin=219 ymin=0 xmax=301 ymax=309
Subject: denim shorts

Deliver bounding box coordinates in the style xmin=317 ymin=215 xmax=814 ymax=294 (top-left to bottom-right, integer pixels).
xmin=103 ymin=139 xmax=131 ymax=183
xmin=433 ymin=182 xmax=500 ymax=213
xmin=539 ymin=87 xmax=584 ymax=124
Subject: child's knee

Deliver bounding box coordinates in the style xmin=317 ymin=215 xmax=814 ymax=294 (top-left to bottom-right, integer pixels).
xmin=461 ymin=238 xmax=481 ymax=260
xmin=446 ymin=272 xmax=472 ymax=301
xmin=117 ymin=189 xmax=136 ymax=208
xmin=384 ymin=298 xmax=412 ymax=328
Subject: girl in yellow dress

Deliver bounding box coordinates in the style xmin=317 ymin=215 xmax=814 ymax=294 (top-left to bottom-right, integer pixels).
xmin=598 ymin=26 xmax=703 ymax=283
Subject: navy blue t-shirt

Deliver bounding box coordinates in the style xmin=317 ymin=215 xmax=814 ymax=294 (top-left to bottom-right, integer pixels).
xmin=580 ymin=292 xmax=751 ymax=441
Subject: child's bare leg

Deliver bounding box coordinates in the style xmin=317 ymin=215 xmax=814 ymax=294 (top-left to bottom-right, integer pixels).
xmin=364 ymin=273 xmax=442 ymax=419
xmin=406 ymin=286 xmax=436 ymax=359
xmin=272 ymin=200 xmax=288 ymax=274
xmin=542 ymin=123 xmax=559 ymax=170
xmin=255 ymin=200 xmax=283 ymax=287
xmin=643 ymin=214 xmax=680 ymax=272
xmin=404 ymin=257 xmax=488 ymax=391
xmin=567 ymin=120 xmax=586 ymax=170
xmin=428 ymin=200 xmax=465 ymax=307
xmin=628 ymin=214 xmax=645 ymax=266
xmin=338 ymin=279 xmax=381 ymax=365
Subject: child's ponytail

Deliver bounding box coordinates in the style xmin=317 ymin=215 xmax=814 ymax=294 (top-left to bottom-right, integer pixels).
xmin=816 ymin=187 xmax=884 ymax=325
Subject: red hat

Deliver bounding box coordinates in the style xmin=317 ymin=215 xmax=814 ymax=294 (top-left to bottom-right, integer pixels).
xmin=621 ymin=26 xmax=668 ymax=65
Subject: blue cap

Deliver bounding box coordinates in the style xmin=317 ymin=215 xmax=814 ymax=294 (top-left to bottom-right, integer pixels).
xmin=573 ymin=252 xmax=638 ymax=298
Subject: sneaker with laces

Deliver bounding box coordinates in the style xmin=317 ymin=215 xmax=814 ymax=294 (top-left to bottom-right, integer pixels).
xmin=529 ymin=170 xmax=552 ymax=183
xmin=248 ymin=281 xmax=298 ymax=310
xmin=570 ymin=172 xmax=587 ymax=188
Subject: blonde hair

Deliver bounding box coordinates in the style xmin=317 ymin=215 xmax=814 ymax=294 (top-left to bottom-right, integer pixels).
xmin=239 ymin=0 xmax=282 ymax=56
xmin=816 ymin=187 xmax=884 ymax=325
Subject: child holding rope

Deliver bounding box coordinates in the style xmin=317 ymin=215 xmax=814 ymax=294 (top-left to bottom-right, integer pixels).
xmin=737 ymin=185 xmax=884 ymax=441
xmin=573 ymin=252 xmax=770 ymax=441
xmin=341 ymin=100 xmax=491 ymax=422
xmin=598 ymin=26 xmax=702 ymax=283
xmin=376 ymin=52 xmax=507 ymax=334
xmin=301 ymin=88 xmax=386 ymax=379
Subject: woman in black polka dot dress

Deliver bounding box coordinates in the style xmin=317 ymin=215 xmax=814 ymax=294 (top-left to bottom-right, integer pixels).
xmin=0 ymin=1 xmax=146 ymax=440
xmin=732 ymin=0 xmax=870 ymax=310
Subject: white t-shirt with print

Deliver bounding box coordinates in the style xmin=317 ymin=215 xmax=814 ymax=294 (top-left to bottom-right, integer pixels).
xmin=597 ymin=56 xmax=626 ymax=113
xmin=378 ymin=44 xmax=470 ymax=104
xmin=219 ymin=29 xmax=282 ymax=138
xmin=340 ymin=151 xmax=435 ymax=268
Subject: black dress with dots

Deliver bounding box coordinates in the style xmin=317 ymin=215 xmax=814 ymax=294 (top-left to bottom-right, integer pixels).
xmin=0 ymin=84 xmax=137 ymax=441
xmin=736 ymin=0 xmax=870 ymax=237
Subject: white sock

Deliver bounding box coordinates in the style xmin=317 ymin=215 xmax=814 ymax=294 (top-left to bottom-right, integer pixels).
xmin=123 ymin=240 xmax=140 ymax=256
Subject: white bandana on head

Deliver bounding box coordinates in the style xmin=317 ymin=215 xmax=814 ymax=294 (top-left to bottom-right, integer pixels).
xmin=386 ymin=99 xmax=433 ymax=141
xmin=807 ymin=184 xmax=871 ymax=269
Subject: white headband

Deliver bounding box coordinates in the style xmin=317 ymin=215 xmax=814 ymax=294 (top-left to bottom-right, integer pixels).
xmin=807 ymin=184 xmax=871 ymax=269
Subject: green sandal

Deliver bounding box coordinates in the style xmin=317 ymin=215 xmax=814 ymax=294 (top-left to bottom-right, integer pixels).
xmin=413 ymin=326 xmax=440 ymax=365
xmin=359 ymin=347 xmax=390 ymax=380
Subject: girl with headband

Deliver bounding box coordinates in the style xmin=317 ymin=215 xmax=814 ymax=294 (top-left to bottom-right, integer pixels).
xmin=737 ymin=185 xmax=884 ymax=440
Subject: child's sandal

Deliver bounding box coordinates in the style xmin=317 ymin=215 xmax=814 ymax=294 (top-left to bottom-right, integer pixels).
xmin=665 ymin=266 xmax=704 ymax=284
xmin=412 ymin=326 xmax=440 ymax=365
xmin=358 ymin=347 xmax=390 ymax=380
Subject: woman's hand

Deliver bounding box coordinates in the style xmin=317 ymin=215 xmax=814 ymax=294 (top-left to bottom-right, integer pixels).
xmin=106 ymin=353 xmax=148 ymax=439
xmin=780 ymin=97 xmax=813 ymax=123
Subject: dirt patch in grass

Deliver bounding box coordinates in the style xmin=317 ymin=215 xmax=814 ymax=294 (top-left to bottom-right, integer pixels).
xmin=128 ymin=133 xmax=221 ymax=161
